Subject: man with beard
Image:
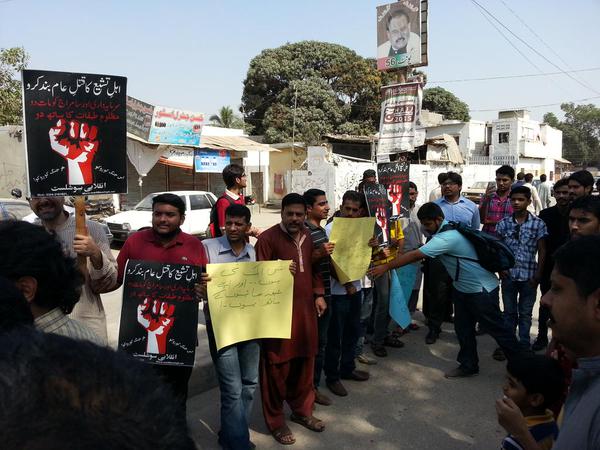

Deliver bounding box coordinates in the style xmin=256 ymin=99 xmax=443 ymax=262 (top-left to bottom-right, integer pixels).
xmin=255 ymin=193 xmax=327 ymax=445
xmin=28 ymin=196 xmax=117 ymax=343
xmin=116 ymin=193 xmax=208 ymax=419
xmin=568 ymin=195 xmax=600 ymax=239
xmin=568 ymin=170 xmax=594 ymax=201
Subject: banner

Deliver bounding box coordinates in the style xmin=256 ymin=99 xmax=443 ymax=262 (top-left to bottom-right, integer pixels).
xmin=389 ymin=264 xmax=418 ymax=329
xmin=329 ymin=217 xmax=376 ymax=284
xmin=22 ymin=69 xmax=127 ymax=197
xmin=118 ymin=260 xmax=200 ymax=367
xmin=376 ymin=0 xmax=423 ymax=70
xmin=377 ymin=158 xmax=410 ymax=219
xmin=206 ymin=260 xmax=294 ymax=351
xmin=194 ymin=149 xmax=230 ymax=173
xmin=377 ymin=82 xmax=421 ymax=155
xmin=126 ymin=95 xmax=153 ymax=141
xmin=363 ymin=182 xmax=391 ymax=245
xmin=148 ymin=105 xmax=204 ymax=146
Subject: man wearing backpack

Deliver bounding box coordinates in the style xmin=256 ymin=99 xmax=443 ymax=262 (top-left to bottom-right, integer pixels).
xmin=370 ymin=202 xmax=521 ymax=378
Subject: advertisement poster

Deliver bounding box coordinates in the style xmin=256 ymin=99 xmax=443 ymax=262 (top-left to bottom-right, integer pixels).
xmin=22 ymin=69 xmax=127 ymax=197
xmin=376 ymin=0 xmax=423 ymax=70
xmin=118 ymin=260 xmax=200 ymax=367
xmin=363 ymin=182 xmax=391 ymax=245
xmin=126 ymin=95 xmax=153 ymax=141
xmin=148 ymin=105 xmax=204 ymax=146
xmin=377 ymin=158 xmax=410 ymax=219
xmin=377 ymin=82 xmax=421 ymax=156
xmin=194 ymin=149 xmax=231 ymax=173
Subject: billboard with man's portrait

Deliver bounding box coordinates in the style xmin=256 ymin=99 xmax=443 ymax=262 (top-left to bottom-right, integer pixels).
xmin=376 ymin=0 xmax=425 ymax=71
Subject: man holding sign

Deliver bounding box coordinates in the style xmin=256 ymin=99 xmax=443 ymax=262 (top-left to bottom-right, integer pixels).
xmin=255 ymin=193 xmax=326 ymax=445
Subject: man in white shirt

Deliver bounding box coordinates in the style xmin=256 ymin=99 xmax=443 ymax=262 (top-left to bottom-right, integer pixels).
xmin=523 ymin=173 xmax=543 ymax=215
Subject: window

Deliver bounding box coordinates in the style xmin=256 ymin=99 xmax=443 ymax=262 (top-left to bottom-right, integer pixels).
xmin=498 ymin=132 xmax=509 ymax=144
xmin=189 ymin=195 xmax=212 ymax=210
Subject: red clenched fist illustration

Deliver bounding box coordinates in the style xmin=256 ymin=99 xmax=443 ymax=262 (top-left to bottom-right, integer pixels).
xmin=137 ymin=298 xmax=176 ymax=354
xmin=48 ymin=119 xmax=99 ymax=185
xmin=375 ymin=206 xmax=389 ymax=244
xmin=387 ymin=184 xmax=403 ymax=217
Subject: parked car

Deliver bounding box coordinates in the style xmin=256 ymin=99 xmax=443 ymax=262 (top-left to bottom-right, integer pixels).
xmin=104 ymin=191 xmax=217 ymax=242
xmin=462 ymin=181 xmax=496 ymax=205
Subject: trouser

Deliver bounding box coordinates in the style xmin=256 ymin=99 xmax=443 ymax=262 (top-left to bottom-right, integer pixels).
xmin=206 ymin=320 xmax=259 ymax=450
xmin=501 ymin=278 xmax=537 ymax=349
xmin=423 ymin=258 xmax=452 ymax=332
xmin=408 ymin=261 xmax=423 ymax=315
xmin=371 ymin=272 xmax=390 ymax=346
xmin=325 ymin=291 xmax=362 ymax=382
xmin=537 ymin=279 xmax=552 ymax=341
xmin=154 ymin=365 xmax=193 ymax=419
xmin=356 ymin=287 xmax=373 ymax=356
xmin=260 ymin=356 xmax=315 ymax=432
xmin=314 ymin=296 xmax=332 ymax=388
xmin=452 ymin=287 xmax=522 ymax=372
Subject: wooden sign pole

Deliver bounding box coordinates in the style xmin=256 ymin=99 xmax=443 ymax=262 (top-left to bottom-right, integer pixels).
xmin=74 ymin=196 xmax=88 ymax=271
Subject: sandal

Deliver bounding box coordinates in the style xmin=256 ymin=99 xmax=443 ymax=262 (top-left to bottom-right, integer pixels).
xmin=271 ymin=425 xmax=296 ymax=445
xmin=290 ymin=413 xmax=325 ymax=432
xmin=371 ymin=344 xmax=388 ymax=357
xmin=384 ymin=334 xmax=405 ymax=348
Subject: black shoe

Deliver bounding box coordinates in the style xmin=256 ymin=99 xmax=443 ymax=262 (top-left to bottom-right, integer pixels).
xmin=341 ymin=370 xmax=370 ymax=382
xmin=492 ymin=347 xmax=506 ymax=361
xmin=532 ymin=337 xmax=548 ymax=352
xmin=326 ymin=380 xmax=348 ymax=397
xmin=425 ymin=329 xmax=439 ymax=345
xmin=444 ymin=367 xmax=479 ymax=378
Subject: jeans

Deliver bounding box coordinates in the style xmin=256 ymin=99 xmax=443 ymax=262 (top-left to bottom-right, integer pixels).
xmin=325 ymin=291 xmax=362 ymax=382
xmin=452 ymin=287 xmax=521 ymax=372
xmin=355 ymin=288 xmax=373 ymax=356
xmin=206 ymin=320 xmax=259 ymax=450
xmin=501 ymin=278 xmax=537 ymax=349
xmin=371 ymin=272 xmax=390 ymax=346
xmin=314 ymin=296 xmax=332 ymax=388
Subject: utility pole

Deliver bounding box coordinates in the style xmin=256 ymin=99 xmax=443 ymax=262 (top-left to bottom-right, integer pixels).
xmin=290 ymin=83 xmax=298 ymax=192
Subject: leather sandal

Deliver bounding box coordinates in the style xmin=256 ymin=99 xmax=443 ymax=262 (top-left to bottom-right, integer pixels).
xmin=271 ymin=425 xmax=296 ymax=445
xmin=290 ymin=413 xmax=325 ymax=432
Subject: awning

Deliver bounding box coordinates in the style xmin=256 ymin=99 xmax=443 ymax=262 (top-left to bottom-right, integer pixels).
xmin=200 ymin=135 xmax=279 ymax=152
xmin=554 ymin=156 xmax=572 ymax=164
xmin=425 ymin=134 xmax=464 ymax=164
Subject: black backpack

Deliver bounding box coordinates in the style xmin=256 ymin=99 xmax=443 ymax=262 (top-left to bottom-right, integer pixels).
xmin=208 ymin=195 xmax=236 ymax=238
xmin=439 ymin=221 xmax=515 ymax=279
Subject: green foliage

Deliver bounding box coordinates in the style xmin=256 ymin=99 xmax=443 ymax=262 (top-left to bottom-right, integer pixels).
xmin=0 ymin=47 xmax=29 ymax=125
xmin=209 ymin=106 xmax=243 ymax=128
xmin=544 ymin=104 xmax=600 ymax=165
xmin=422 ymin=86 xmax=470 ymax=122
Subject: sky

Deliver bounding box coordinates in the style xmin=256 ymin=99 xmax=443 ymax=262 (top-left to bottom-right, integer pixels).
xmin=1 ymin=0 xmax=599 ymax=124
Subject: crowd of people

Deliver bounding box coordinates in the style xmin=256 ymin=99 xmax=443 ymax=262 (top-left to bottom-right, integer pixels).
xmin=0 ymin=163 xmax=599 ymax=449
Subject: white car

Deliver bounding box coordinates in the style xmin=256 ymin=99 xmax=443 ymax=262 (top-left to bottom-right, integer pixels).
xmin=105 ymin=191 xmax=217 ymax=242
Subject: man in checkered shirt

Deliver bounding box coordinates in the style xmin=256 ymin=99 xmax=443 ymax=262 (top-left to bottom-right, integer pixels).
xmin=496 ymin=186 xmax=547 ymax=351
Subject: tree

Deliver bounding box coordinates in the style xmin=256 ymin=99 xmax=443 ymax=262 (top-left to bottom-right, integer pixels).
xmin=0 ymin=47 xmax=29 ymax=125
xmin=241 ymin=41 xmax=390 ymax=144
xmin=422 ymin=86 xmax=470 ymax=122
xmin=209 ymin=106 xmax=243 ymax=128
xmin=544 ymin=104 xmax=600 ymax=166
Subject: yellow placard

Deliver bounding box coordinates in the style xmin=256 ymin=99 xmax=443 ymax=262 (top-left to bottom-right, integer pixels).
xmin=329 ymin=217 xmax=376 ymax=284
xmin=207 ymin=260 xmax=293 ymax=351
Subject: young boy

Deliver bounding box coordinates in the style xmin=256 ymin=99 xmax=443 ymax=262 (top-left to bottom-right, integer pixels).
xmin=497 ymin=354 xmax=564 ymax=450
xmin=496 ymin=186 xmax=547 ymax=355
xmin=480 ymin=165 xmax=514 ymax=236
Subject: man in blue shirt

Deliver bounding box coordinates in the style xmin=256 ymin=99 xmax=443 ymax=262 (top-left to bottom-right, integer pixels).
xmin=370 ymin=202 xmax=521 ymax=378
xmin=202 ymin=204 xmax=258 ymax=450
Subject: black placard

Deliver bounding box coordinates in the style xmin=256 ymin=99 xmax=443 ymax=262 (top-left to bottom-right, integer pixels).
xmin=377 ymin=159 xmax=410 ymax=219
xmin=363 ymin=182 xmax=392 ymax=245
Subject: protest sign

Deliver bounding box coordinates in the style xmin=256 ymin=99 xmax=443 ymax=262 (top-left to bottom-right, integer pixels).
xmin=389 ymin=264 xmax=418 ymax=329
xmin=118 ymin=260 xmax=200 ymax=367
xmin=329 ymin=217 xmax=376 ymax=283
xmin=363 ymin=182 xmax=391 ymax=245
xmin=378 ymin=158 xmax=410 ymax=219
xmin=206 ymin=260 xmax=294 ymax=351
xmin=22 ymin=69 xmax=128 ymax=197
xmin=126 ymin=95 xmax=153 ymax=140
xmin=377 ymin=82 xmax=421 ymax=156
xmin=148 ymin=105 xmax=204 ymax=146
xmin=194 ymin=149 xmax=230 ymax=173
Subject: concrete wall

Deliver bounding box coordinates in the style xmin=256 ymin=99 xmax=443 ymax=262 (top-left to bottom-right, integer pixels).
xmin=0 ymin=127 xmax=27 ymax=197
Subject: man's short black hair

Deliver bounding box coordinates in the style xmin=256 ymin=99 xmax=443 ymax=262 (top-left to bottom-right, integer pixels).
xmin=386 ymin=8 xmax=410 ymax=30
xmin=445 ymin=171 xmax=462 ymax=186
xmin=569 ymin=195 xmax=600 ymax=221
xmin=303 ymin=189 xmax=326 ymax=207
xmin=554 ymin=178 xmax=569 ymax=190
xmin=342 ymin=190 xmax=362 ymax=205
xmin=554 ymin=234 xmax=600 ymax=298
xmin=510 ymin=185 xmax=532 ymax=200
xmin=0 ymin=221 xmax=83 ymax=314
xmin=524 ymin=173 xmax=534 ymax=183
xmin=496 ymin=165 xmax=515 ymax=180
xmin=569 ymin=170 xmax=595 ymax=188
xmin=225 ymin=204 xmax=251 ymax=224
xmin=506 ymin=354 xmax=564 ymax=409
xmin=363 ymin=169 xmax=376 ymax=179
xmin=222 ymin=164 xmax=245 ymax=189
xmin=437 ymin=172 xmax=448 ymax=184
xmin=408 ymin=181 xmax=418 ymax=191
xmin=516 ymin=172 xmax=525 ymax=181
xmin=417 ymin=202 xmax=445 ymax=221
xmin=281 ymin=193 xmax=306 ymax=211
xmin=0 ymin=276 xmax=33 ymax=331
xmin=540 ymin=174 xmax=547 ymax=182
xmin=0 ymin=328 xmax=196 ymax=450
xmin=153 ymin=193 xmax=186 ymax=215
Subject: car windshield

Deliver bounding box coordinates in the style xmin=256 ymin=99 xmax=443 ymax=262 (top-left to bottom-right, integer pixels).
xmin=471 ymin=182 xmax=489 ymax=189
xmin=134 ymin=194 xmax=186 ymax=211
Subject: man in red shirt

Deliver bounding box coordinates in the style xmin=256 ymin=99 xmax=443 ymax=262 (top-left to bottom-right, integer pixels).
xmin=117 ymin=193 xmax=207 ymax=418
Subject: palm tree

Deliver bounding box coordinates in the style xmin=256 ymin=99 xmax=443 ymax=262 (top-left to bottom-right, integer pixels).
xmin=209 ymin=106 xmax=243 ymax=128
